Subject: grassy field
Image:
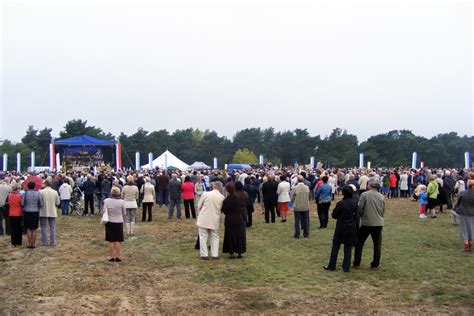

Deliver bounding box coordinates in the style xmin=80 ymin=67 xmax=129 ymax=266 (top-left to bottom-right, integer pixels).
xmin=0 ymin=197 xmax=472 ymax=314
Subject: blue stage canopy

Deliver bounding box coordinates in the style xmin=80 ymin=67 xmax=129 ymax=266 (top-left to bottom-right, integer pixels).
xmin=54 ymin=135 xmax=117 ymax=146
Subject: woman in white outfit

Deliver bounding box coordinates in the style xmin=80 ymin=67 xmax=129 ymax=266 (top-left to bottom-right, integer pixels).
xmin=121 ymin=176 xmax=139 ymax=236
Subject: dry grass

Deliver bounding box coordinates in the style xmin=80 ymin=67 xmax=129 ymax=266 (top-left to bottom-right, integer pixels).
xmin=0 ymin=197 xmax=473 ymax=314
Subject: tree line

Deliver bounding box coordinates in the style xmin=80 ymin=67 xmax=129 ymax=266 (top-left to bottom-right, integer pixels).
xmin=0 ymin=119 xmax=472 ymax=170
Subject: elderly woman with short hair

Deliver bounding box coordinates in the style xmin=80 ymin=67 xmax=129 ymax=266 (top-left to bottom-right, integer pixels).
xmin=454 ymin=175 xmax=474 ymax=252
xmin=104 ymin=187 xmax=126 ymax=262
xmin=121 ymin=175 xmax=139 ymax=237
xmin=141 ymin=177 xmax=156 ymax=222
xmin=22 ymin=181 xmax=43 ymax=248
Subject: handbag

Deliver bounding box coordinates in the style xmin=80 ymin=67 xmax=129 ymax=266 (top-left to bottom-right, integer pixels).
xmin=100 ymin=208 xmax=109 ymax=225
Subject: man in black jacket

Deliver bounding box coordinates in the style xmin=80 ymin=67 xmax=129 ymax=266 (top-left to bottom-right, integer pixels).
xmin=261 ymin=173 xmax=278 ymax=223
xmin=244 ymin=177 xmax=258 ymax=227
xmin=167 ymin=173 xmax=182 ymax=219
xmin=83 ymin=175 xmax=96 ymax=215
xmin=443 ymin=171 xmax=455 ymax=209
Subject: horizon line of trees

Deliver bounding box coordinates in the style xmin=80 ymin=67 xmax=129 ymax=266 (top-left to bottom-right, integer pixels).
xmin=0 ymin=119 xmax=473 ymax=170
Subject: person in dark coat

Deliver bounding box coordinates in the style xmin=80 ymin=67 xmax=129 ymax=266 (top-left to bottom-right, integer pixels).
xmin=222 ymin=183 xmax=247 ymax=259
xmin=243 ymin=177 xmax=257 ymax=228
xmin=261 ymin=174 xmax=279 ymax=223
xmin=167 ymin=174 xmax=182 ymax=219
xmin=83 ymin=175 xmax=96 ymax=215
xmin=324 ymin=186 xmax=358 ymax=272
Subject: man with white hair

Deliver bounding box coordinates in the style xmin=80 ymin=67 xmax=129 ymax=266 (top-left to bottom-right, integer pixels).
xmin=291 ymin=175 xmax=310 ymax=238
xmin=353 ymin=178 xmax=385 ymax=271
xmin=196 ymin=182 xmax=225 ymax=260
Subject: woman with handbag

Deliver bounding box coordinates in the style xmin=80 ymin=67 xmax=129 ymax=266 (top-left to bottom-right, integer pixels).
xmin=103 ymin=187 xmax=126 ymax=262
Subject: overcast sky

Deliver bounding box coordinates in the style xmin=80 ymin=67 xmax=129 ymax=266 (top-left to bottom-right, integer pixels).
xmin=1 ymin=0 xmax=472 ymax=143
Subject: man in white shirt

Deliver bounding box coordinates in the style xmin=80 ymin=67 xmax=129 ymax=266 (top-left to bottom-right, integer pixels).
xmin=196 ymin=182 xmax=225 ymax=260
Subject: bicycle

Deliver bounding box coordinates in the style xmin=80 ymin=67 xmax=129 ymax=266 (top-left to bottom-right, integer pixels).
xmin=69 ymin=187 xmax=84 ymax=216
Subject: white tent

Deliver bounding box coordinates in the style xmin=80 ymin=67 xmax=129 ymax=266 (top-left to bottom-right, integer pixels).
xmin=141 ymin=150 xmax=189 ymax=170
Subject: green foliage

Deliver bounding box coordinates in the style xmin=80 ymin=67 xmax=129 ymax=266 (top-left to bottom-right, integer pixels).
xmin=232 ymin=149 xmax=258 ymax=164
xmin=59 ymin=119 xmax=113 ymax=140
xmin=316 ymin=128 xmax=358 ymax=167
xmin=1 ymin=119 xmax=473 ymax=169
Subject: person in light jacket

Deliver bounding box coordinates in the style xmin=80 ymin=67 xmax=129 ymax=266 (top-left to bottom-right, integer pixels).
xmin=141 ymin=177 xmax=155 ymax=222
xmin=291 ymin=176 xmax=310 ymax=238
xmin=196 ymin=182 xmax=225 ymax=260
xmin=353 ymin=179 xmax=385 ymax=270
xmin=59 ymin=180 xmax=73 ymax=216
xmin=39 ymin=180 xmax=60 ymax=246
xmin=122 ymin=176 xmax=139 ymax=236
xmin=104 ymin=187 xmax=126 ymax=262
xmin=276 ymin=175 xmax=291 ymax=222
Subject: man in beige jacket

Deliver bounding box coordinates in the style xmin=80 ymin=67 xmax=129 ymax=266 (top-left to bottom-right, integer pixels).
xmin=39 ymin=180 xmax=60 ymax=246
xmin=196 ymin=182 xmax=225 ymax=260
xmin=292 ymin=176 xmax=310 ymax=238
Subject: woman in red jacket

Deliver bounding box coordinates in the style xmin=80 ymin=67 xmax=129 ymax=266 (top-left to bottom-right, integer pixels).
xmin=389 ymin=173 xmax=398 ymax=199
xmin=181 ymin=176 xmax=196 ymax=219
xmin=7 ymin=184 xmax=23 ymax=247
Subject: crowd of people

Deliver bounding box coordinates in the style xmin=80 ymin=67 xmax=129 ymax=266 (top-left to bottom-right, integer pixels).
xmin=0 ymin=165 xmax=472 ymax=269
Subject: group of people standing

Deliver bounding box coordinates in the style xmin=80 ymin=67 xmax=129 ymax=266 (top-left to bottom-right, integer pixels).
xmin=0 ymin=178 xmax=60 ymax=248
xmin=1 ymin=166 xmax=472 ymax=267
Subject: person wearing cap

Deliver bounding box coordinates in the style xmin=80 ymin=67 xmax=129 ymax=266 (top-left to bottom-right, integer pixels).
xmin=141 ymin=177 xmax=155 ymax=222
xmin=353 ymin=178 xmax=385 ymax=271
xmin=39 ymin=180 xmax=60 ymax=246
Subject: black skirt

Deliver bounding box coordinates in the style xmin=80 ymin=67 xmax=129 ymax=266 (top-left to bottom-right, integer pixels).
xmin=105 ymin=222 xmax=124 ymax=242
xmin=428 ymin=197 xmax=438 ymax=209
xmin=222 ymin=223 xmax=246 ymax=254
xmin=24 ymin=212 xmax=39 ymax=230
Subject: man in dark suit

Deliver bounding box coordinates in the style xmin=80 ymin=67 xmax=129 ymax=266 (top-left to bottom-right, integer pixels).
xmin=83 ymin=175 xmax=96 ymax=215
xmin=261 ymin=173 xmax=279 ymax=223
xmin=167 ymin=173 xmax=182 ymax=220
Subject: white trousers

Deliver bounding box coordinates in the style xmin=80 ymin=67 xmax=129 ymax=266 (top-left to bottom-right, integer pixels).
xmin=198 ymin=227 xmax=219 ymax=258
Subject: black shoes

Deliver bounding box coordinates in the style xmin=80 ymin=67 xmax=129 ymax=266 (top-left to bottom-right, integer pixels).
xmin=109 ymin=258 xmax=122 ymax=262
